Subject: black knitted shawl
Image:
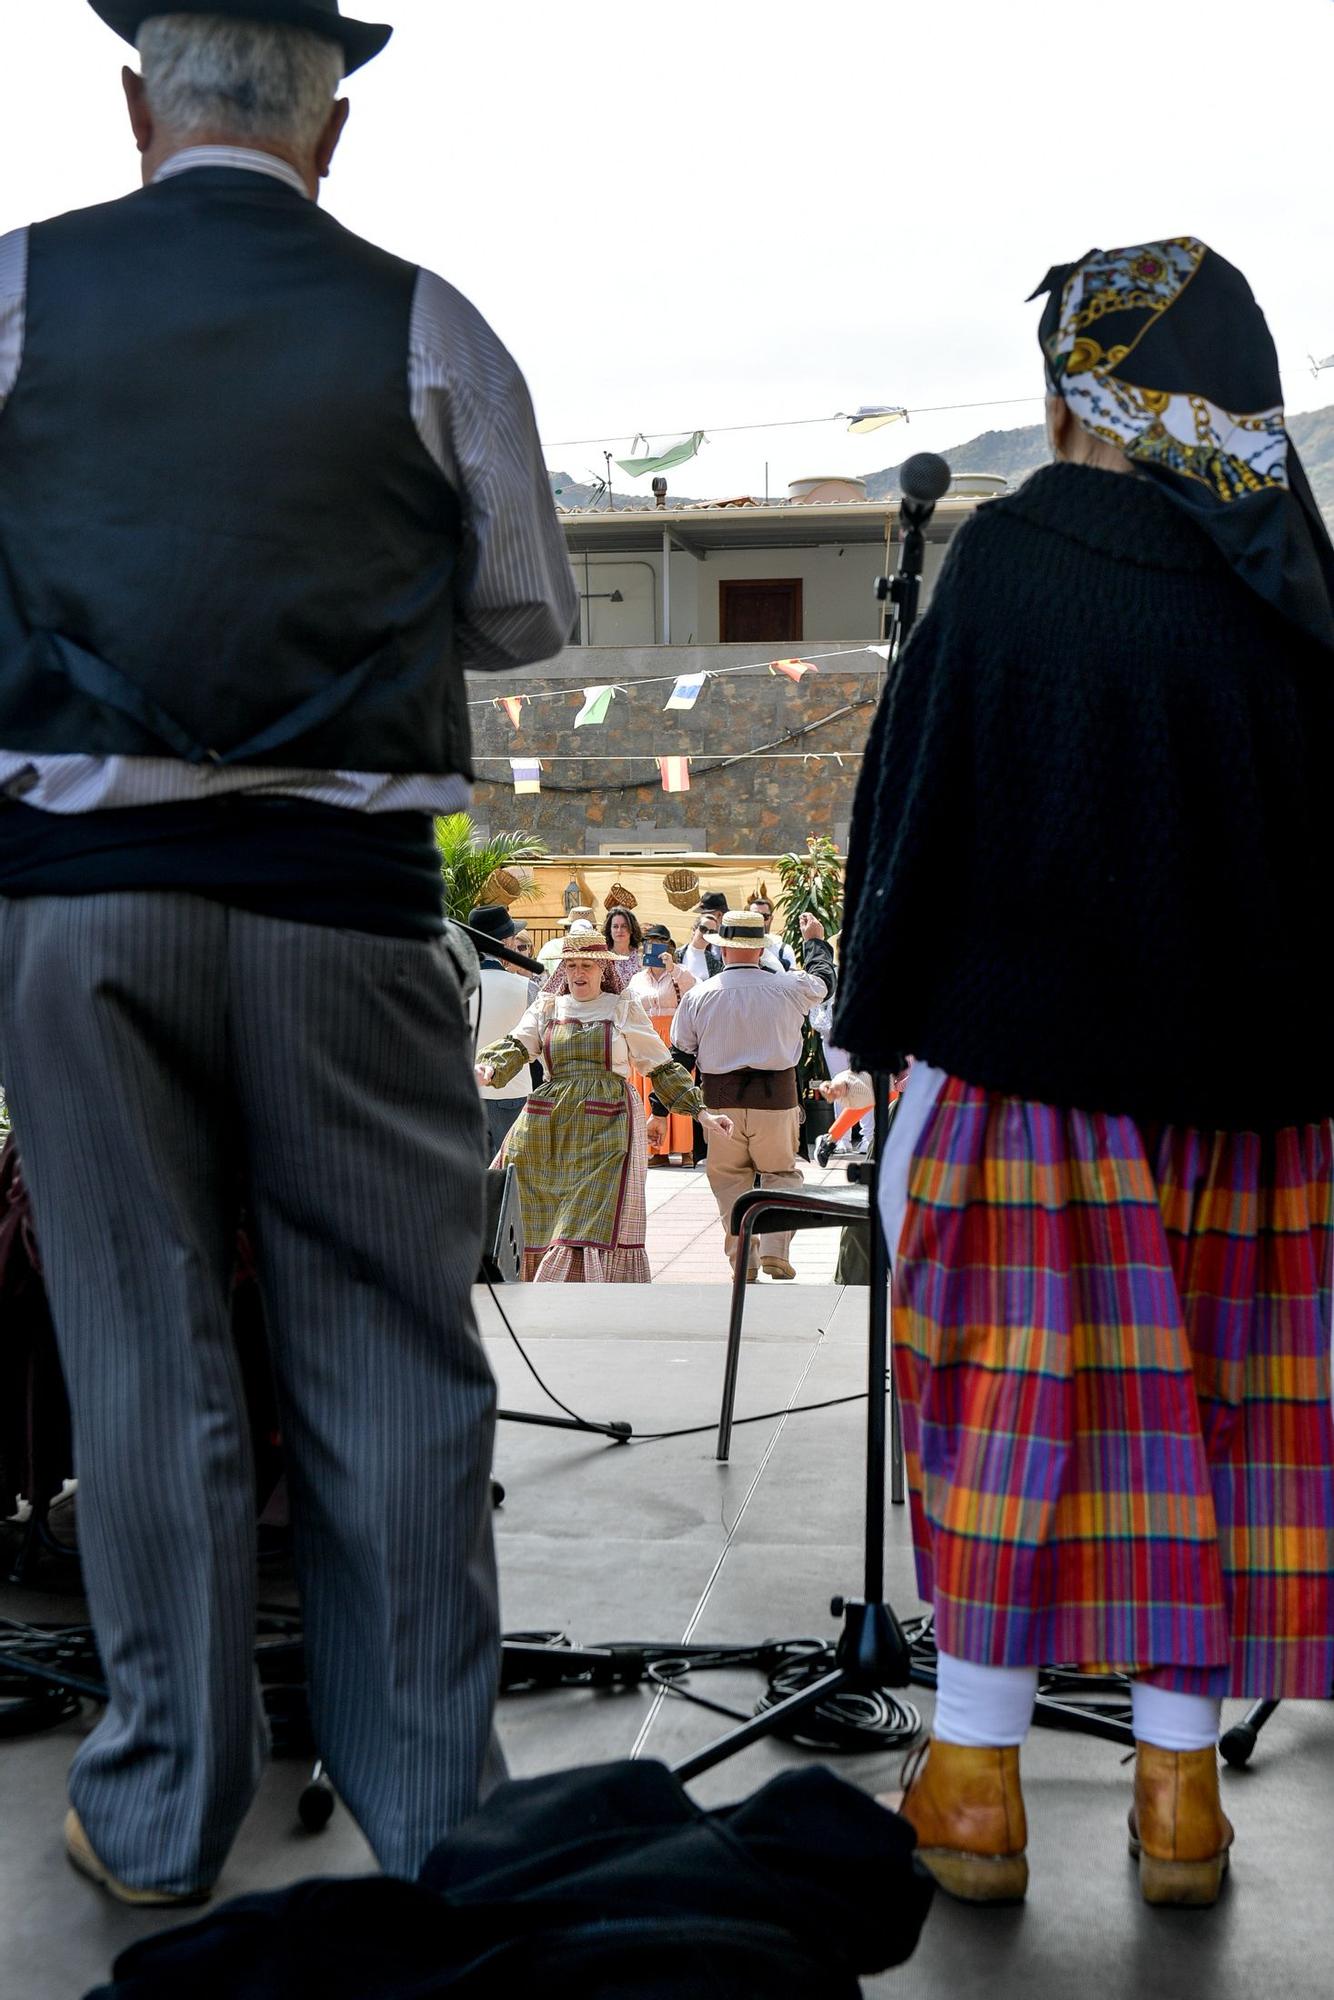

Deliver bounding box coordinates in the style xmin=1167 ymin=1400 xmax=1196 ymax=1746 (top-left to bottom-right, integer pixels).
xmin=833 ymin=460 xmax=1334 ymax=1130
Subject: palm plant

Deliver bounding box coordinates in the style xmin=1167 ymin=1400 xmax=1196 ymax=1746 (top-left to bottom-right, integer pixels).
xmin=434 ymin=813 xmax=548 ymax=923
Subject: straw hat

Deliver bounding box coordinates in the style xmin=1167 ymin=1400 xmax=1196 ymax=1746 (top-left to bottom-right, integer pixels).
xmin=559 ymin=932 xmax=626 ymax=965
xmin=717 ymin=909 xmax=767 ymax=943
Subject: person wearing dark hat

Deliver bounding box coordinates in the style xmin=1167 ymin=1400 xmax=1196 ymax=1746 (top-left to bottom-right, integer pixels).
xmin=680 ymin=896 xmax=726 ymax=983
xmin=0 ymin=3 xmax=577 ymax=1906
xmin=670 ymin=908 xmax=834 ymax=1280
xmin=469 ymin=905 xmax=534 ymax=1159
xmin=836 ymin=238 xmax=1334 ymax=1909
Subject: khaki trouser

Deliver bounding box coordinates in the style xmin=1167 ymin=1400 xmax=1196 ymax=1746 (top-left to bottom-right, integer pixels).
xmin=705 ymin=1104 xmax=804 ymax=1271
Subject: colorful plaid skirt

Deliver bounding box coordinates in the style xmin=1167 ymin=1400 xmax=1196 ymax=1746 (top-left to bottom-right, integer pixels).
xmin=892 ymin=1074 xmax=1334 ymax=1697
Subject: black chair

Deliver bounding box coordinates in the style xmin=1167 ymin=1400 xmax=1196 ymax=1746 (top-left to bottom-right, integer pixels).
xmin=716 ymin=1184 xmax=905 ymax=1507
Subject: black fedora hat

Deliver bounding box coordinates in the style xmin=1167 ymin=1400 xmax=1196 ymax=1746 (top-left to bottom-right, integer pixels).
xmin=90 ymin=1 xmax=392 ymax=76
xmin=467 ymin=904 xmax=520 ymax=946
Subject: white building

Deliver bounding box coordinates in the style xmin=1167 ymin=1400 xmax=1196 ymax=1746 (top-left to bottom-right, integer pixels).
xmin=559 ymin=475 xmax=1005 ymax=648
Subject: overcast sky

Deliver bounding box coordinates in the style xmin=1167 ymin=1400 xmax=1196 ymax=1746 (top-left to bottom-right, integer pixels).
xmin=4 ymin=0 xmax=1333 ymax=496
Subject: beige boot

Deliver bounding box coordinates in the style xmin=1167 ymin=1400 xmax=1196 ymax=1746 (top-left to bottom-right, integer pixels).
xmin=898 ymin=1739 xmax=1028 ymax=1903
xmin=65 ymin=1810 xmax=212 ymax=1909
xmin=1128 ymin=1744 xmax=1234 ymax=1907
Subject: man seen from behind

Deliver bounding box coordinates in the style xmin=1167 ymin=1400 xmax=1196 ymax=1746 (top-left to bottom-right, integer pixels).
xmin=0 ymin=0 xmax=578 ymax=1904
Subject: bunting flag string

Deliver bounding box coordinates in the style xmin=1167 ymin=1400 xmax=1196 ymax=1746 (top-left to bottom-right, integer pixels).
xmin=573 ymin=684 xmax=619 ymax=727
xmin=658 ymin=756 xmax=691 ymax=794
xmin=663 ymin=671 xmax=707 ymax=712
xmin=510 ymin=758 xmax=542 ymax=795
xmin=496 ymin=695 xmax=525 ymax=728
xmin=465 ymin=643 xmax=880 ymax=711
xmin=769 ymin=658 xmax=818 ymax=682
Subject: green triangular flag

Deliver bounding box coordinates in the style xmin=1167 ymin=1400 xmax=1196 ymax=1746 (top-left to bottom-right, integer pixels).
xmin=574 ymin=684 xmax=617 ymax=727
xmin=614 ymin=431 xmax=705 ymax=478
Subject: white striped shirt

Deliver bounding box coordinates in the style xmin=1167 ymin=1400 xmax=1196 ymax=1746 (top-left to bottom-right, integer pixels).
xmin=670 ymin=964 xmax=828 ymax=1074
xmin=0 ymin=146 xmax=577 ymax=817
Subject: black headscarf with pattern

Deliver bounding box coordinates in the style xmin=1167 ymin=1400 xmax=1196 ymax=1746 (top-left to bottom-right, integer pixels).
xmin=1030 ymin=238 xmax=1334 ymax=651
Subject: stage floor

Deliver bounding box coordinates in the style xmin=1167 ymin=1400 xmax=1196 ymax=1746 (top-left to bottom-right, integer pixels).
xmin=3 ymin=1281 xmax=1332 ymax=1998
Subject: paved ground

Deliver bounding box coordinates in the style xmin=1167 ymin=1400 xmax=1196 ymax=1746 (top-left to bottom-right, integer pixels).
xmin=4 ymin=1281 xmax=1331 ymax=1999
xmin=645 ymin=1151 xmax=861 ymax=1283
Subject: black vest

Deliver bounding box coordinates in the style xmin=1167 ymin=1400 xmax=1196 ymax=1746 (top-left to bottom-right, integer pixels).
xmin=0 ymin=170 xmax=469 ymax=775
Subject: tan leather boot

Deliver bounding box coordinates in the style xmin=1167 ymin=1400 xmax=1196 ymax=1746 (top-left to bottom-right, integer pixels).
xmin=1128 ymin=1744 xmax=1234 ymax=1907
xmin=898 ymin=1739 xmax=1028 ymax=1903
xmin=65 ymin=1811 xmax=211 ymax=1909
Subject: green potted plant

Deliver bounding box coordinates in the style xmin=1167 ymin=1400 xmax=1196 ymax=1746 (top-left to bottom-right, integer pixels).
xmin=434 ymin=814 xmax=548 ymax=924
xmin=775 ymin=834 xmax=844 ymax=952
xmin=775 ymin=836 xmax=845 ymax=1155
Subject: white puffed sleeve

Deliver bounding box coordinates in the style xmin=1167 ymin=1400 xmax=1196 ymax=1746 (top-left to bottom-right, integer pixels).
xmin=615 ymin=991 xmax=675 ymax=1073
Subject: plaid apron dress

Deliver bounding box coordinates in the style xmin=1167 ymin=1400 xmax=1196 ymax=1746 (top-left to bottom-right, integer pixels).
xmin=892 ymin=1074 xmax=1334 ymax=1698
xmin=503 ymin=1016 xmax=649 ymax=1283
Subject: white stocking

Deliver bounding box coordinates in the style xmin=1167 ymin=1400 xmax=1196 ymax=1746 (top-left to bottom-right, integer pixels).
xmin=1130 ymin=1684 xmax=1222 ymax=1752
xmin=933 ymin=1652 xmax=1038 ymax=1748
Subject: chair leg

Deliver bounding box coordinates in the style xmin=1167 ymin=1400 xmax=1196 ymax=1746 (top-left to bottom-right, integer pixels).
xmin=716 ymin=1211 xmax=763 ymax=1462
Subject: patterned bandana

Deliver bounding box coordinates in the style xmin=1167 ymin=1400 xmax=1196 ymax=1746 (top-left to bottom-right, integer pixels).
xmin=1030 ymin=239 xmax=1334 ymax=650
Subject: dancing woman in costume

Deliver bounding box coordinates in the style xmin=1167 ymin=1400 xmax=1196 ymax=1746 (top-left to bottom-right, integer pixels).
xmin=476 ymin=932 xmax=731 ymax=1282
xmin=836 ymin=238 xmax=1334 ymax=1910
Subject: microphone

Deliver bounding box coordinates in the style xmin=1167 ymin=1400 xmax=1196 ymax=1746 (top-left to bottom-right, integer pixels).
xmin=450 ymin=920 xmax=545 ymax=977
xmin=874 ymin=451 xmax=952 ymax=652
xmin=898 ymin=452 xmax=952 ymax=528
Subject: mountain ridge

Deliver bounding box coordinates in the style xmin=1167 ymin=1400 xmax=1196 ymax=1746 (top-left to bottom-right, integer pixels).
xmin=550 ymin=405 xmax=1334 ymax=527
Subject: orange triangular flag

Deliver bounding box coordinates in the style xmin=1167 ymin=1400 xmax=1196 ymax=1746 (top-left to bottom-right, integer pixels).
xmin=769 ymin=658 xmax=819 ymax=682
xmin=496 ymin=696 xmax=524 ymax=729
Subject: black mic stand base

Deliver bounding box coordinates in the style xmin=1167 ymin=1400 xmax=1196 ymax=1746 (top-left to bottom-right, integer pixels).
xmin=672 ymin=1071 xmax=912 ymax=1785
xmin=498 ymin=1407 xmax=632 ymax=1443
xmin=673 ymin=1597 xmax=911 ymax=1782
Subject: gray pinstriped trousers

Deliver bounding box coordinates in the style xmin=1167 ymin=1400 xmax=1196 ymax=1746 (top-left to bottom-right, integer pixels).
xmin=0 ymin=892 xmax=503 ymax=1893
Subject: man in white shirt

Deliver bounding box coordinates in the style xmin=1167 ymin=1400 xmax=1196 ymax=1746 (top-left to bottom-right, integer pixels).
xmin=680 ymin=903 xmax=724 ymax=983
xmin=670 ymin=909 xmax=834 ymax=1280
xmin=469 ymin=904 xmax=533 ymax=1157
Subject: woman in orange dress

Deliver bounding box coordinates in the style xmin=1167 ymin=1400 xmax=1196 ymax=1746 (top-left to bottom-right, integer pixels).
xmin=627 ymin=927 xmax=696 ymax=1163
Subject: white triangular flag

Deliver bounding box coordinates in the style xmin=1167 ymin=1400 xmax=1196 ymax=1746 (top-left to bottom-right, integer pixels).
xmin=664 ymin=672 xmax=707 ymax=712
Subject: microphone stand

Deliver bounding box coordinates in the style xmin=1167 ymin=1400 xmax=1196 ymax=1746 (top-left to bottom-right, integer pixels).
xmin=672 ymin=480 xmax=945 ymax=1781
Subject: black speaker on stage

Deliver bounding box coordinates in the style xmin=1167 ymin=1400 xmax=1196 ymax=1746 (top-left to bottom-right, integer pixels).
xmin=479 ymin=1165 xmax=524 ymax=1284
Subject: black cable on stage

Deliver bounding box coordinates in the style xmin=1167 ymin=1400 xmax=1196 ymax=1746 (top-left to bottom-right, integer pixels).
xmin=628 ymin=1388 xmax=879 ymax=1444
xmin=485 ymin=1279 xmax=594 ymax=1430
xmin=503 ymin=1628 xmax=925 ymax=1754
xmin=484 ymin=1278 xmax=880 ymax=1443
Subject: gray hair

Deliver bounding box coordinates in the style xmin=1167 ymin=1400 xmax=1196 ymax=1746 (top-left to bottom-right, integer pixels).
xmin=138 ymin=15 xmax=342 ymax=150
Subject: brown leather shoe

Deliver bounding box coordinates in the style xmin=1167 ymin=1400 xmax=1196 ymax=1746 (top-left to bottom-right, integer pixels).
xmin=1128 ymin=1744 xmax=1234 ymax=1907
xmin=897 ymin=1739 xmax=1028 ymax=1903
xmin=64 ymin=1810 xmax=212 ymax=1909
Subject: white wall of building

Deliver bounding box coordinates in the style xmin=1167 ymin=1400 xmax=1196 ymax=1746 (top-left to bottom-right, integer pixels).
xmin=570 ymin=539 xmax=949 ymax=646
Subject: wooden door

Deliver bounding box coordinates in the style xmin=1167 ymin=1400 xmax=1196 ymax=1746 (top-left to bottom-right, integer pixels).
xmin=719 ymin=578 xmax=803 ymax=644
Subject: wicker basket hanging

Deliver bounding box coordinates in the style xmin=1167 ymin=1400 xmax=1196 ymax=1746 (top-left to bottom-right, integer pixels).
xmin=603 ymin=883 xmax=638 ymax=911
xmin=481 ymin=868 xmax=522 ymax=906
xmin=662 ymin=867 xmax=700 ymax=912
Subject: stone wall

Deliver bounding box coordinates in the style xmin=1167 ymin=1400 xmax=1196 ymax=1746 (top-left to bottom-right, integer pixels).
xmin=465 ymin=643 xmax=882 ymax=854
